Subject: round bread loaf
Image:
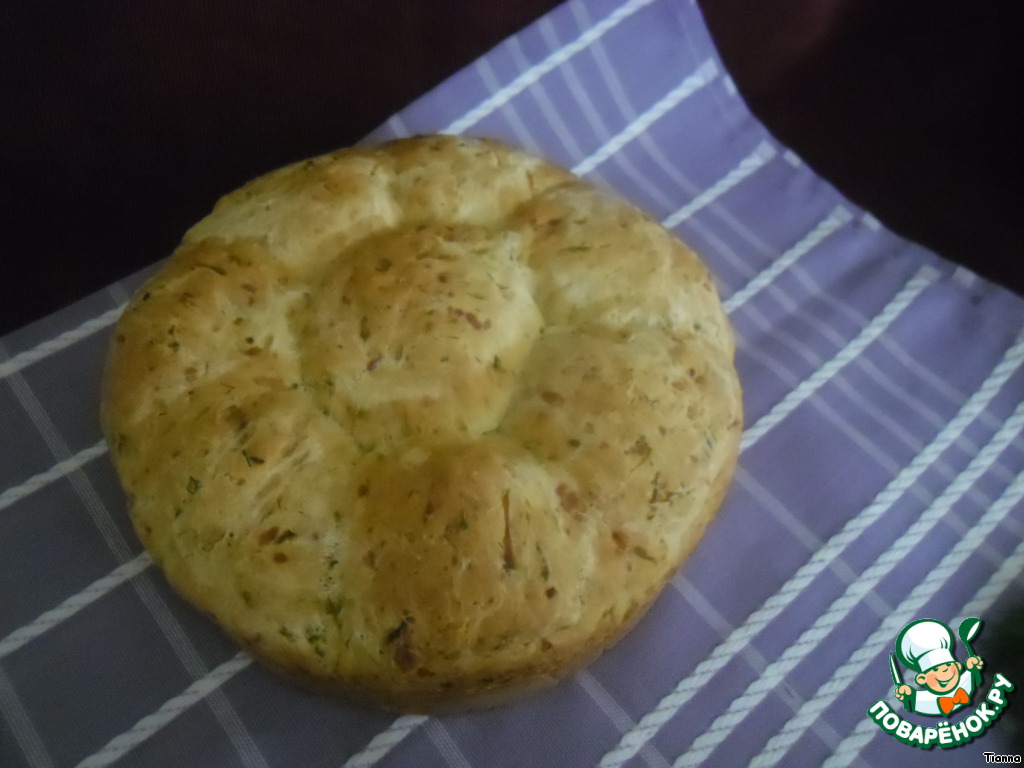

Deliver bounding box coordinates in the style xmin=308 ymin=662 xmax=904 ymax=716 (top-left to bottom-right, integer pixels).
xmin=102 ymin=135 xmax=743 ymax=712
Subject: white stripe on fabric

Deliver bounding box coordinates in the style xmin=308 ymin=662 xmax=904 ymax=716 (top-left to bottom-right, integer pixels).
xmin=0 ymin=665 xmax=55 ymax=768
xmin=538 ymin=16 xmax=684 ymax=216
xmin=662 ymin=141 xmax=776 ymax=229
xmin=111 ymin=578 xmax=270 ymax=768
xmin=202 ymin=680 xmax=272 ymax=768
xmin=737 ymin=322 xmax=902 ymax=476
xmin=673 ymin=400 xmax=1024 ymax=767
xmin=726 ymin=470 xmax=890 ymax=623
xmin=570 ymin=5 xmax=709 ymax=203
xmin=821 ymin=707 xmax=882 ymax=767
xmin=105 ymin=281 xmax=132 ymax=306
xmin=443 ymin=0 xmax=658 ymax=135
xmin=540 ymin=15 xmax=612 ymax=139
xmin=960 ymin=555 xmax=1024 ymax=618
xmin=676 ymin=207 xmax=840 ymax=341
xmin=820 ymin=707 xmax=883 ymax=768
xmin=541 ymin=16 xmax=701 ymax=216
xmin=559 ymin=3 xmax=713 ymax=218
xmin=673 ymin=569 xmax=870 ymax=767
xmin=342 ymin=715 xmax=430 ymax=768
xmin=568 ymin=2 xmax=638 ymax=120
xmin=861 ymin=212 xmax=883 ymax=232
xmin=765 ymin=471 xmax=1024 ymax=768
xmin=761 ymin=277 xmax=976 ymax=446
xmin=75 ymin=653 xmax=252 ymax=768
xmin=723 ymin=206 xmax=853 ymax=315
xmin=0 ymin=552 xmax=151 ymax=660
xmin=740 ymin=300 xmax=928 ymax=459
xmin=672 ymin=573 xmax=772 ymax=673
xmin=571 ymin=5 xmax=797 ymax=270
xmin=786 ymin=261 xmax=990 ymax=413
xmin=597 ymin=331 xmax=1024 ymax=768
xmin=732 ymin=297 xmax=1023 ymax=514
xmin=474 ymin=57 xmax=545 ymax=156
xmin=715 ymin=209 xmax=861 ymax=334
xmin=0 ymin=304 xmax=125 ymax=382
xmin=786 ymin=260 xmax=1018 ymax=453
xmin=515 ymin=32 xmax=714 ymax=237
xmin=2 ymin=368 xmax=270 ymax=768
xmin=385 ymin=113 xmax=412 ymax=139
xmin=2 ymin=363 xmax=135 ymax=562
xmin=0 ymin=438 xmax=108 ymax=513
xmin=740 ymin=443 xmax=1011 ymax=600
xmin=877 ymin=335 xmax=1009 ymax=436
xmin=577 ymin=670 xmax=673 ymax=768
xmin=571 ymin=58 xmax=718 ymax=177
xmin=741 ymin=267 xmax=937 ymax=450
xmin=507 ymin=36 xmax=589 ymax=165
xmin=424 ymin=720 xmax=473 ymax=768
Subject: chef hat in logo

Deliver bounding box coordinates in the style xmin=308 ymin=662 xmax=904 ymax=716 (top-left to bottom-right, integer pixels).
xmin=896 ymin=619 xmax=956 ymax=673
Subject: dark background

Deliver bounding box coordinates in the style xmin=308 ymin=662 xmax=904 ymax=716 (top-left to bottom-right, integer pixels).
xmin=2 ymin=0 xmax=1022 ymax=337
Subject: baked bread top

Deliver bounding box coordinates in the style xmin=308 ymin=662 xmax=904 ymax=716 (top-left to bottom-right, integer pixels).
xmin=102 ymin=135 xmax=743 ymax=712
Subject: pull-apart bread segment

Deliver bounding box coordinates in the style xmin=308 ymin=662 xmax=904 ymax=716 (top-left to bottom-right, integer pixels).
xmin=102 ymin=135 xmax=743 ymax=712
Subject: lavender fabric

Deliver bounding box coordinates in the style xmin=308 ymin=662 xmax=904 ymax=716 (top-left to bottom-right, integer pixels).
xmin=2 ymin=0 xmax=1023 ymax=766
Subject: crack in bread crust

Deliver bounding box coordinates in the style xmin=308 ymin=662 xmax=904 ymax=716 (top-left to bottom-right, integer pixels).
xmin=101 ymin=135 xmax=743 ymax=712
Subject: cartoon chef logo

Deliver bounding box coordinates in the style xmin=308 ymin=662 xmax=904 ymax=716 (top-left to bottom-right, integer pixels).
xmin=892 ymin=618 xmax=984 ymax=716
xmin=868 ymin=616 xmax=1015 ymax=749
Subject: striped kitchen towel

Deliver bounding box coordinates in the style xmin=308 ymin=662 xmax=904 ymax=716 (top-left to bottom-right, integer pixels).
xmin=2 ymin=0 xmax=1022 ymax=766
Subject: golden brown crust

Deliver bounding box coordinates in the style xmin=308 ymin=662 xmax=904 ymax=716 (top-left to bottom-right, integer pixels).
xmin=101 ymin=135 xmax=743 ymax=712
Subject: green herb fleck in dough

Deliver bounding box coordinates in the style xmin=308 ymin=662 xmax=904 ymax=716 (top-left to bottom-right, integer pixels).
xmin=242 ymin=450 xmax=265 ymax=467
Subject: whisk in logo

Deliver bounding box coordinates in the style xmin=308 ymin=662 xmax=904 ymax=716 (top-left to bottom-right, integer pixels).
xmin=866 ymin=617 xmax=1016 ymax=750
